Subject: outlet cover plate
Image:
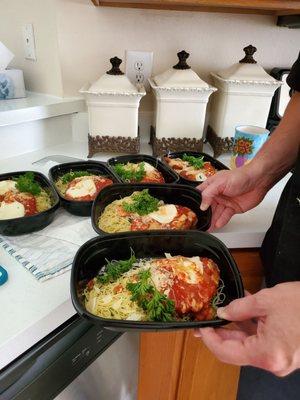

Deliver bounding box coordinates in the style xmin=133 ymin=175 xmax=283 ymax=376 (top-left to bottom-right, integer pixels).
xmin=23 ymin=23 xmax=37 ymax=61
xmin=125 ymin=50 xmax=153 ymax=90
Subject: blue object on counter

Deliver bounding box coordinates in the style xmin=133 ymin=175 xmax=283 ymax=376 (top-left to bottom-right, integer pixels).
xmin=0 ymin=265 xmax=8 ymax=285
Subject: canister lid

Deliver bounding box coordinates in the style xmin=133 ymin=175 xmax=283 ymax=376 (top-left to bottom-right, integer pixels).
xmin=88 ymin=57 xmax=139 ymax=94
xmin=215 ymin=45 xmax=278 ymax=83
xmin=153 ymin=50 xmax=209 ymax=88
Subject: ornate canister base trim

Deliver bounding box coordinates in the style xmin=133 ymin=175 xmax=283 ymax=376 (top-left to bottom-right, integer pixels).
xmin=88 ymin=133 xmax=140 ymax=158
xmin=150 ymin=126 xmax=203 ymax=156
xmin=206 ymin=126 xmax=234 ymax=158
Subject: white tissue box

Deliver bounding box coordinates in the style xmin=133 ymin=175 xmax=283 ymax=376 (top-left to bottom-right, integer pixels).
xmin=0 ymin=69 xmax=26 ymax=100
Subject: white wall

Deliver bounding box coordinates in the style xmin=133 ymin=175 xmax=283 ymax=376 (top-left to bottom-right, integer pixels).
xmin=56 ymin=0 xmax=300 ymax=110
xmin=0 ymin=0 xmax=63 ymax=96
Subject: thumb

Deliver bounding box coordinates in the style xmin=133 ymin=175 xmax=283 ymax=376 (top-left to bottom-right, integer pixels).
xmin=217 ymin=294 xmax=266 ymax=321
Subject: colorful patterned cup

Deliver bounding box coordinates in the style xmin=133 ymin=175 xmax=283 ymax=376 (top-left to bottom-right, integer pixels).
xmin=231 ymin=125 xmax=270 ymax=169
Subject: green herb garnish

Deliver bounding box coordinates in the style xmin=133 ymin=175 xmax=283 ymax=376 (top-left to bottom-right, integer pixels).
xmin=97 ymin=251 xmax=136 ymax=284
xmin=60 ymin=170 xmax=92 ymax=184
xmin=127 ymin=269 xmax=175 ymax=322
xmin=182 ymin=153 xmax=205 ymax=169
xmin=15 ymin=172 xmax=42 ymax=195
xmin=123 ymin=189 xmax=159 ymax=216
xmin=114 ymin=162 xmax=146 ymax=182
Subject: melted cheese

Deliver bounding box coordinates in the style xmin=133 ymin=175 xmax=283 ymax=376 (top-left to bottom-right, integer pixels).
xmin=143 ymin=162 xmax=155 ymax=172
xmin=0 ymin=180 xmax=17 ymax=196
xmin=66 ymin=177 xmax=96 ymax=199
xmin=149 ymin=204 xmax=177 ymax=224
xmin=0 ymin=201 xmax=25 ymax=219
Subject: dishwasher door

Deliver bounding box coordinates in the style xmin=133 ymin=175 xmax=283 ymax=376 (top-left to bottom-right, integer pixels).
xmin=0 ymin=315 xmax=122 ymax=400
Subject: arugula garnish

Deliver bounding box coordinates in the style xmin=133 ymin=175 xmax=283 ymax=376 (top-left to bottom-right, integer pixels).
xmin=123 ymin=189 xmax=159 ymax=216
xmin=127 ymin=269 xmax=175 ymax=322
xmin=60 ymin=170 xmax=92 ymax=184
xmin=97 ymin=252 xmax=136 ymax=284
xmin=15 ymin=172 xmax=42 ymax=195
xmin=182 ymin=153 xmax=205 ymax=169
xmin=114 ymin=162 xmax=146 ymax=182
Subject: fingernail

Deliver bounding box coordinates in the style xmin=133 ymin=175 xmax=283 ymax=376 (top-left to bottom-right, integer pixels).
xmin=200 ymin=203 xmax=209 ymax=211
xmin=194 ymin=329 xmax=202 ymax=338
xmin=217 ymin=307 xmax=227 ymax=319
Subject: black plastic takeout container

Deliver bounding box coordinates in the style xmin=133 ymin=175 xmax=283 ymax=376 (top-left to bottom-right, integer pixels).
xmin=107 ymin=154 xmax=179 ymax=184
xmin=162 ymin=151 xmax=229 ymax=186
xmin=0 ymin=171 xmax=60 ymax=236
xmin=91 ymin=183 xmax=212 ymax=235
xmin=71 ymin=231 xmax=244 ymax=331
xmin=48 ymin=161 xmax=120 ymax=217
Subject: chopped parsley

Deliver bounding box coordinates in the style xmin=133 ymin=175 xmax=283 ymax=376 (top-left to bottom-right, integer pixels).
xmin=97 ymin=251 xmax=136 ymax=284
xmin=60 ymin=170 xmax=92 ymax=184
xmin=127 ymin=269 xmax=176 ymax=322
xmin=15 ymin=172 xmax=42 ymax=195
xmin=182 ymin=153 xmax=205 ymax=169
xmin=123 ymin=189 xmax=159 ymax=216
xmin=113 ymin=162 xmax=146 ymax=182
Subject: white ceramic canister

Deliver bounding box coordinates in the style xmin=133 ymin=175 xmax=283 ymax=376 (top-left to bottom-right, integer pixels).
xmin=209 ymin=45 xmax=282 ymax=140
xmin=80 ymin=57 xmax=146 ymax=156
xmin=149 ymin=50 xmax=216 ymax=154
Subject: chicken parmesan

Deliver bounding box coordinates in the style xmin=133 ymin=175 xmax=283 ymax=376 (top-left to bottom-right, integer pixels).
xmin=0 ymin=173 xmax=52 ymax=220
xmin=164 ymin=153 xmax=217 ymax=182
xmin=98 ymin=189 xmax=198 ymax=233
xmin=55 ymin=170 xmax=113 ymax=202
xmin=113 ymin=161 xmax=165 ymax=183
xmin=84 ymin=253 xmax=224 ymax=322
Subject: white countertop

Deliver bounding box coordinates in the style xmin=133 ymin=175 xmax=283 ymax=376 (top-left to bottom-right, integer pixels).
xmin=0 ymin=139 xmax=289 ymax=370
xmin=0 ymin=91 xmax=85 ymax=127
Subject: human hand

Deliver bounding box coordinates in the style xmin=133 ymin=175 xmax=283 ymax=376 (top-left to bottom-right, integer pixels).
xmin=197 ymin=166 xmax=270 ymax=231
xmin=195 ymin=282 xmax=300 ymax=376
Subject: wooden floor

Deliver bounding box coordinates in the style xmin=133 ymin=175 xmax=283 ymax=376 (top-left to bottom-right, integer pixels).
xmin=138 ymin=249 xmax=264 ymax=400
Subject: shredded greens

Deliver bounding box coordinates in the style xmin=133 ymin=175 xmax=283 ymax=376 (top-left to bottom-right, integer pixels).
xmin=123 ymin=189 xmax=159 ymax=216
xmin=113 ymin=162 xmax=146 ymax=182
xmin=97 ymin=251 xmax=136 ymax=284
xmin=127 ymin=269 xmax=176 ymax=322
xmin=60 ymin=170 xmax=92 ymax=184
xmin=15 ymin=172 xmax=42 ymax=195
xmin=182 ymin=153 xmax=205 ymax=169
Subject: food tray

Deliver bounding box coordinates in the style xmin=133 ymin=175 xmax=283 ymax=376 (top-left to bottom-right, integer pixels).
xmin=71 ymin=231 xmax=244 ymax=331
xmin=162 ymin=151 xmax=229 ymax=186
xmin=0 ymin=171 xmax=60 ymax=235
xmin=91 ymin=183 xmax=211 ymax=235
xmin=48 ymin=161 xmax=120 ymax=216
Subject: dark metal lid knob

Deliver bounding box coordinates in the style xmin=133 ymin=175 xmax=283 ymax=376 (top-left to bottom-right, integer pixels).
xmin=173 ymin=50 xmax=191 ymax=70
xmin=239 ymin=45 xmax=257 ymax=64
xmin=106 ymin=56 xmax=124 ymax=75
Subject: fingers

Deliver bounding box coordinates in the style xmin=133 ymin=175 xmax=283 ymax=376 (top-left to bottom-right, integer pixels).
xmin=215 ymin=207 xmax=235 ymax=228
xmin=213 ymin=327 xmax=249 ymax=341
xmin=199 ymin=328 xmax=251 ymax=365
xmin=199 ymin=177 xmax=224 ymax=211
xmin=217 ymin=294 xmax=266 ymax=322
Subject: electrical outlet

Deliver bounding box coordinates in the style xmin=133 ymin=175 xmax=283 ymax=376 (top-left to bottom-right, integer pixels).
xmin=125 ymin=50 xmax=153 ymax=90
xmin=23 ymin=23 xmax=37 ymax=61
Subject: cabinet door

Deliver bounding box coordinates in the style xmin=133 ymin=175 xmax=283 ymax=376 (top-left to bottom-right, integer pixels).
xmin=138 ymin=248 xmax=264 ymax=400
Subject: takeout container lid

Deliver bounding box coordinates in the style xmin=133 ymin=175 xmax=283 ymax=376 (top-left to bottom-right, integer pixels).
xmin=80 ymin=56 xmax=146 ymax=96
xmin=150 ymin=50 xmax=216 ymax=92
xmin=107 ymin=154 xmax=179 ymax=184
xmin=91 ymin=183 xmax=212 ymax=236
xmin=71 ymin=231 xmax=244 ymax=331
xmin=0 ymin=171 xmax=59 ymax=235
xmin=48 ymin=161 xmax=121 ymax=217
xmin=162 ymin=151 xmax=229 ymax=187
xmin=212 ymin=45 xmax=282 ymax=87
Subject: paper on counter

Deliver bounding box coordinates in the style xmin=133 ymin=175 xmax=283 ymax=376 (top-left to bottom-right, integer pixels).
xmin=0 ymin=209 xmax=96 ymax=282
